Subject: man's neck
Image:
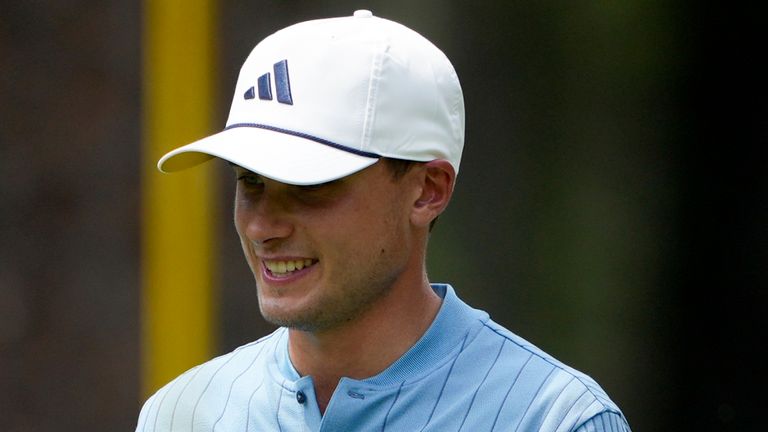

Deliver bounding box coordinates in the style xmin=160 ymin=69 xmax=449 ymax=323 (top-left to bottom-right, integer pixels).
xmin=287 ymin=278 xmax=442 ymax=414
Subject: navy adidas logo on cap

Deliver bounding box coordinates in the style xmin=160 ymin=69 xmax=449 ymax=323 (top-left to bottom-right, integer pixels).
xmin=244 ymin=59 xmax=293 ymax=105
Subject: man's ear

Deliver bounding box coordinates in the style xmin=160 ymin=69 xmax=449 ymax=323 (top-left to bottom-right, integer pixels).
xmin=410 ymin=160 xmax=456 ymax=229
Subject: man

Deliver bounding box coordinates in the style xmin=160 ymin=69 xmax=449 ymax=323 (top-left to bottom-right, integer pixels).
xmin=137 ymin=10 xmax=631 ymax=431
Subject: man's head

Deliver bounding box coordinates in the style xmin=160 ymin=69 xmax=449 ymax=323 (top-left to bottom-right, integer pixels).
xmin=156 ymin=11 xmax=464 ymax=331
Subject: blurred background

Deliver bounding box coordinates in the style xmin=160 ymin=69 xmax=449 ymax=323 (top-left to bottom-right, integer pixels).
xmin=1 ymin=1 xmax=764 ymax=431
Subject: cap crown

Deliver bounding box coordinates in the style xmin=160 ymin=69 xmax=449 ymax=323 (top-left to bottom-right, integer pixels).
xmin=226 ymin=12 xmax=465 ymax=173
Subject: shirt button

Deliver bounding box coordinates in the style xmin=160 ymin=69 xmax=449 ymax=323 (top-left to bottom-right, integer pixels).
xmin=296 ymin=390 xmax=307 ymax=404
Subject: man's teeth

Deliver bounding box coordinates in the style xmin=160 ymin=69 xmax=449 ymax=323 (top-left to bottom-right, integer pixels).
xmin=265 ymin=259 xmax=314 ymax=275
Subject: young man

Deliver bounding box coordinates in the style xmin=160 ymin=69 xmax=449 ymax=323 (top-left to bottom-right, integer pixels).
xmin=137 ymin=10 xmax=631 ymax=431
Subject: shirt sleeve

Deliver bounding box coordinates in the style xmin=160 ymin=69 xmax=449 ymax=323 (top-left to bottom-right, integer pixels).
xmin=573 ymin=411 xmax=631 ymax=432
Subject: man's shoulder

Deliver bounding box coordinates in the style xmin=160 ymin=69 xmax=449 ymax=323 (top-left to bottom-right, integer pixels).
xmin=479 ymin=319 xmax=611 ymax=393
xmin=135 ymin=328 xmax=285 ymax=431
xmin=460 ymin=318 xmax=629 ymax=430
xmin=171 ymin=328 xmax=282 ymax=385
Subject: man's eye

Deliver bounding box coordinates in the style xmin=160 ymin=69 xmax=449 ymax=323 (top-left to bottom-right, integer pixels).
xmin=237 ymin=173 xmax=263 ymax=186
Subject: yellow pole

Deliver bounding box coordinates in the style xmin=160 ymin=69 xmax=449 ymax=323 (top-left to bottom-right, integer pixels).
xmin=141 ymin=0 xmax=217 ymax=396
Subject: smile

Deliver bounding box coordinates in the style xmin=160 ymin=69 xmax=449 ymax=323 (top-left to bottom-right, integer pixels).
xmin=264 ymin=259 xmax=317 ymax=277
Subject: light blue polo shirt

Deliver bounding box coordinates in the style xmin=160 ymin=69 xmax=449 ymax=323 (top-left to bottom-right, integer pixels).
xmin=136 ymin=284 xmax=631 ymax=431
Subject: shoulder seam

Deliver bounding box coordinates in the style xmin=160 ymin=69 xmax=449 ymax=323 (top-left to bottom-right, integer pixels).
xmin=233 ymin=328 xmax=281 ymax=352
xmin=573 ymin=409 xmax=628 ymax=431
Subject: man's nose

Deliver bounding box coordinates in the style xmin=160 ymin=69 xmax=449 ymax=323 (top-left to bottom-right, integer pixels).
xmin=239 ymin=189 xmax=294 ymax=245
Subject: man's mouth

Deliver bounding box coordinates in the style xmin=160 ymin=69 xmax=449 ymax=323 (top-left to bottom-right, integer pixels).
xmin=264 ymin=259 xmax=317 ymax=277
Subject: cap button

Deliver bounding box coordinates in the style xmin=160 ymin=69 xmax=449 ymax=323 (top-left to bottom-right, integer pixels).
xmin=353 ymin=10 xmax=373 ymax=18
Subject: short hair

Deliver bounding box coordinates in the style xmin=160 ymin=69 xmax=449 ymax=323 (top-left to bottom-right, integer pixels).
xmin=382 ymin=157 xmax=419 ymax=181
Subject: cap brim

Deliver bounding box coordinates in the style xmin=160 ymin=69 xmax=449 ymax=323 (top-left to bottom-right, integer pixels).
xmin=157 ymin=126 xmax=380 ymax=185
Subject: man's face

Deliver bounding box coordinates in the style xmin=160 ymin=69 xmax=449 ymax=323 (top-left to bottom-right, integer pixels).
xmin=233 ymin=161 xmax=416 ymax=332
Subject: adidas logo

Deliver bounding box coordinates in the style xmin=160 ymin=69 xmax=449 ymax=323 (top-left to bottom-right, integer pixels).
xmin=244 ymin=59 xmax=293 ymax=105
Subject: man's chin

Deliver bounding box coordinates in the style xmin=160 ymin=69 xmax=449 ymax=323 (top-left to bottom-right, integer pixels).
xmin=258 ymin=300 xmax=321 ymax=332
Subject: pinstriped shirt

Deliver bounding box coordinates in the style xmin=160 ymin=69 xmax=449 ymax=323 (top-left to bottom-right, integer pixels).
xmin=136 ymin=284 xmax=631 ymax=431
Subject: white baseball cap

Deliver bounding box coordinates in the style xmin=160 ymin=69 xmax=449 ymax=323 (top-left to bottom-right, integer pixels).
xmin=158 ymin=10 xmax=465 ymax=185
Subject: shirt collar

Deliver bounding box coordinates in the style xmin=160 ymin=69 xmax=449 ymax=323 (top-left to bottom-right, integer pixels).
xmin=273 ymin=284 xmax=489 ymax=387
